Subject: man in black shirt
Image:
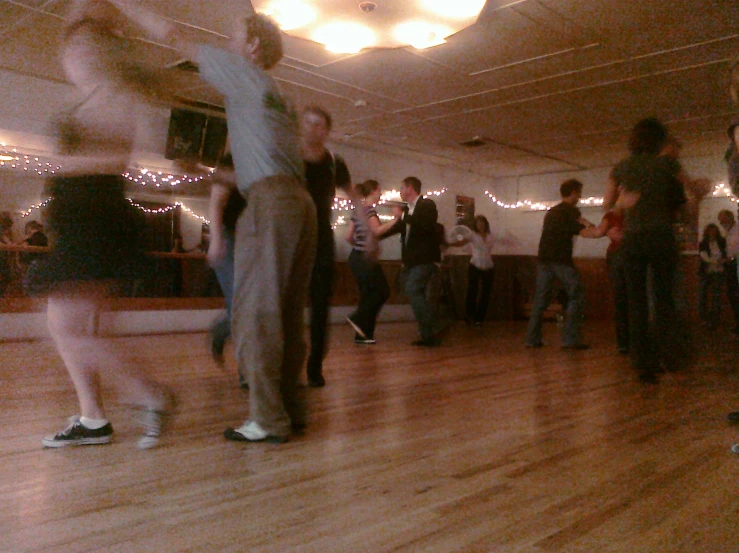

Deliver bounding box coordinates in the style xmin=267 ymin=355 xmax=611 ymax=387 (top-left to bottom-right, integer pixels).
xmin=525 ymin=179 xmax=595 ymax=349
xmin=302 ymin=106 xmax=351 ymax=387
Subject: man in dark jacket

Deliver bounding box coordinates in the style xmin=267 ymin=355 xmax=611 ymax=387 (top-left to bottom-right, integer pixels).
xmin=384 ymin=176 xmax=441 ymax=346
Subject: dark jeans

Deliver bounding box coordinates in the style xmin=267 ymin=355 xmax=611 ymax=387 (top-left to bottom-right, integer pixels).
xmin=699 ymin=272 xmax=723 ymax=327
xmin=725 ymin=259 xmax=739 ymax=328
xmin=404 ymin=263 xmax=439 ymax=342
xmin=210 ymin=228 xmax=235 ymax=350
xmin=466 ymin=264 xmax=494 ymax=323
xmin=606 ymin=249 xmax=629 ymax=350
xmin=307 ymin=234 xmax=335 ymax=377
xmin=525 ymin=262 xmax=585 ymax=347
xmin=348 ymin=249 xmax=390 ymax=339
xmin=622 ymin=230 xmax=688 ymax=377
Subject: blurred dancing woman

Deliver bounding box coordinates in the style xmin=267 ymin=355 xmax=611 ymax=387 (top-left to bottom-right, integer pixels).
xmin=345 ymin=180 xmax=399 ymax=344
xmin=26 ymin=0 xmax=172 ymax=449
xmin=605 ymin=118 xmax=709 ymax=383
xmin=455 ymin=215 xmax=496 ymax=327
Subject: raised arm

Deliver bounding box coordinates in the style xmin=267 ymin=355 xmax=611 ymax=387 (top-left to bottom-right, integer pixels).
xmin=579 ymin=214 xmax=611 ymax=239
xmin=368 ymin=213 xmax=400 ymax=237
xmin=603 ymin=172 xmax=619 ymax=210
xmin=110 ymin=0 xmax=217 ymax=60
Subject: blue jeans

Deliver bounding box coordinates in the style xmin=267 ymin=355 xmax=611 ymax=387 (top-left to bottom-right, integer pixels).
xmin=699 ymin=272 xmax=723 ymax=327
xmin=404 ymin=264 xmax=439 ymax=342
xmin=525 ymin=262 xmax=585 ymax=347
xmin=348 ymin=249 xmax=390 ymax=339
xmin=210 ymin=228 xmax=235 ymax=348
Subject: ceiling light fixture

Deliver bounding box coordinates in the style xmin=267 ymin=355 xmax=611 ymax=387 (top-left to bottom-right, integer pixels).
xmin=0 ymin=155 xmax=14 ymax=161
xmin=254 ymin=1 xmax=484 ymax=53
xmin=394 ymin=21 xmax=451 ymax=50
xmin=313 ymin=22 xmax=375 ymax=54
xmin=422 ymin=0 xmax=487 ymax=19
xmin=263 ymin=0 xmax=316 ymax=31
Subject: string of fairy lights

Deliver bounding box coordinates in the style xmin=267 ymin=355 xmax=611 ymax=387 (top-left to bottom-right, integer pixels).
xmin=5 ymin=146 xmax=738 ymax=224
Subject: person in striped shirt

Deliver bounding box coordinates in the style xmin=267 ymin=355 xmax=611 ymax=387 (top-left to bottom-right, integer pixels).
xmin=345 ymin=180 xmax=400 ymax=344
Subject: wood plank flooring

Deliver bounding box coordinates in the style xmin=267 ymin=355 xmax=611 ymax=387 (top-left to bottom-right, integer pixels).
xmin=1 ymin=321 xmax=739 ymax=553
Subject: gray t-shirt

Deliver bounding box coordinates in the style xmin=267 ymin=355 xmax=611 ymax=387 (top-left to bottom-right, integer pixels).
xmin=611 ymin=154 xmax=686 ymax=235
xmin=196 ymin=45 xmax=303 ymax=194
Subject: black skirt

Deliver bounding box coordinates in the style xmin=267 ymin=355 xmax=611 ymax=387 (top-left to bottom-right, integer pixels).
xmin=25 ymin=174 xmax=152 ymax=295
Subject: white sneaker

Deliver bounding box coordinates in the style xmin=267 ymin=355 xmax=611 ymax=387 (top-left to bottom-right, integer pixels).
xmin=224 ymin=420 xmax=288 ymax=443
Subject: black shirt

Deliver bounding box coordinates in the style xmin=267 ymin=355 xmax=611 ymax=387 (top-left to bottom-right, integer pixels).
xmin=537 ymin=202 xmax=584 ymax=265
xmin=611 ymin=154 xmax=686 ymax=235
xmin=304 ymin=151 xmax=350 ymax=235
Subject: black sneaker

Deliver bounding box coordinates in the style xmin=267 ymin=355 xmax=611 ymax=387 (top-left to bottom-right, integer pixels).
xmin=42 ymin=416 xmax=113 ymax=448
xmin=308 ymin=374 xmax=326 ymax=387
xmin=207 ymin=332 xmax=225 ymax=367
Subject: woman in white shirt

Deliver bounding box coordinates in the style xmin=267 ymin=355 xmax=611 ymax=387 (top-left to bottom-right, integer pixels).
xmin=698 ymin=223 xmax=726 ymax=329
xmin=458 ymin=215 xmax=496 ymax=327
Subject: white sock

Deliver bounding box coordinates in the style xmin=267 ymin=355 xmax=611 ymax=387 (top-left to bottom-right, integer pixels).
xmin=80 ymin=416 xmax=109 ymax=429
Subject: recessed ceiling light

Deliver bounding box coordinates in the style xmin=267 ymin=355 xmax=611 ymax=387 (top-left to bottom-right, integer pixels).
xmin=313 ymin=22 xmax=375 ymax=54
xmin=394 ymin=21 xmax=451 ymax=49
xmin=422 ymin=0 xmax=486 ymax=19
xmin=264 ymin=0 xmax=316 ymax=31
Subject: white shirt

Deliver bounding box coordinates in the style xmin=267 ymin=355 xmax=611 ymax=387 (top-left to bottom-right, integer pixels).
xmin=407 ymin=196 xmax=420 ymax=216
xmin=700 ymin=240 xmax=724 ymax=273
xmin=469 ymin=232 xmax=495 ymax=270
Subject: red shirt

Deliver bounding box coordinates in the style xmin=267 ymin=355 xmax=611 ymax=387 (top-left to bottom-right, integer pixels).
xmin=602 ymin=211 xmax=625 ymax=253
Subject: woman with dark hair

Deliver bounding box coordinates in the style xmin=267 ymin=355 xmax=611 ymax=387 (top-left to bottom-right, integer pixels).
xmin=605 ymin=118 xmax=710 ymax=383
xmin=25 ymin=0 xmax=172 ymax=449
xmin=456 ymin=215 xmax=496 ymax=326
xmin=344 ymin=180 xmax=400 ymax=344
xmin=698 ymin=223 xmax=726 ymax=329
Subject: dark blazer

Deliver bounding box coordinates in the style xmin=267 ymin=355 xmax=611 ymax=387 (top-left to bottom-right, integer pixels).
xmin=383 ymin=196 xmax=441 ymax=267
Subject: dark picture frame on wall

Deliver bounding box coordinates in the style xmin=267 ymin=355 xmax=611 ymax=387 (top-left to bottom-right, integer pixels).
xmin=165 ymin=108 xmax=228 ymax=165
xmin=456 ymin=195 xmax=475 ymax=227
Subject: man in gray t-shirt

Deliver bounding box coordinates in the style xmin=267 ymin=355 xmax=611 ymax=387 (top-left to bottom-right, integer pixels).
xmin=115 ymin=1 xmax=317 ymax=444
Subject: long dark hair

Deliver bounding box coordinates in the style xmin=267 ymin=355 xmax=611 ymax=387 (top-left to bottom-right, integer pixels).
xmin=700 ymin=223 xmax=723 ymax=244
xmin=473 ymin=215 xmax=490 ymax=236
xmin=628 ymin=118 xmax=668 ymax=156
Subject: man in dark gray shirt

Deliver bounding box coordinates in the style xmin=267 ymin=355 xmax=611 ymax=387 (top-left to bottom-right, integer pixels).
xmin=525 ymin=179 xmax=595 ymax=349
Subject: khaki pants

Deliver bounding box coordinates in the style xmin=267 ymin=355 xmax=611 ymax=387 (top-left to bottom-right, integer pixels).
xmin=232 ymin=176 xmax=317 ymax=436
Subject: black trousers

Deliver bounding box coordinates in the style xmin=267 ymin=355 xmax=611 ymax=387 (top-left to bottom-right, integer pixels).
xmin=348 ymin=249 xmax=390 ymax=339
xmin=465 ymin=264 xmax=494 ymax=323
xmin=622 ymin=230 xmax=689 ymax=377
xmin=725 ymin=259 xmax=739 ymax=329
xmin=606 ymin=249 xmax=629 ymax=350
xmin=307 ymin=234 xmax=335 ymax=377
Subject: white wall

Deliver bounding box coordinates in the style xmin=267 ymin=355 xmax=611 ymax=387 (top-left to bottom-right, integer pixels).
xmin=1 ymin=68 xmax=735 ymax=260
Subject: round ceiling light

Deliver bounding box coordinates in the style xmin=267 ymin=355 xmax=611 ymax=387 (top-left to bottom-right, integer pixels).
xmin=422 ymin=0 xmax=487 ymax=19
xmin=394 ymin=21 xmax=452 ymax=49
xmin=313 ymin=22 xmax=376 ymax=54
xmin=263 ymin=0 xmax=316 ymax=31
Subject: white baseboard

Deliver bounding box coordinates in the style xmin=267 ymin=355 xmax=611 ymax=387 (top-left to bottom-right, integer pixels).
xmin=0 ymin=305 xmax=415 ymax=341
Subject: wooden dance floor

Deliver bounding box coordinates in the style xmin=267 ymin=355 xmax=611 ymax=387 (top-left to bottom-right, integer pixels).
xmin=2 ymin=321 xmax=739 ymax=553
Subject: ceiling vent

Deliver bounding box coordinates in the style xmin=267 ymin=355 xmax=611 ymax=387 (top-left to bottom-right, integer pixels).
xmin=459 ymin=136 xmax=489 ymax=147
